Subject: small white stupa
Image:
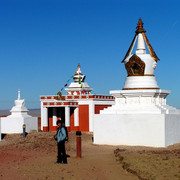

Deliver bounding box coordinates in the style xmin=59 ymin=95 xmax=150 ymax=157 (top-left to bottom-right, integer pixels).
xmin=1 ymin=90 xmax=38 ymax=134
xmin=10 ymin=89 xmax=30 ymax=117
xmin=94 ymin=18 xmax=180 ymax=147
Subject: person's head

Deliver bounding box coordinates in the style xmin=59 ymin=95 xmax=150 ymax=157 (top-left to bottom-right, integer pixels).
xmin=56 ymin=120 xmax=62 ymax=127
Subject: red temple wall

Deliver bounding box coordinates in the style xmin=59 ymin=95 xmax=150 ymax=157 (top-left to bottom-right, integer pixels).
xmin=95 ymin=105 xmax=112 ymax=114
xmin=70 ymin=107 xmax=79 ymax=131
xmin=79 ymin=105 xmax=89 ymax=132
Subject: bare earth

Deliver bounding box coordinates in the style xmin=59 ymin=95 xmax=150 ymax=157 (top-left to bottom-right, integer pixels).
xmin=0 ymin=132 xmax=138 ymax=180
xmin=0 ymin=132 xmax=179 ymax=180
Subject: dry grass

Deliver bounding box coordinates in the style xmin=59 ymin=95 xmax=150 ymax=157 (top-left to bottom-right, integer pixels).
xmin=114 ymin=145 xmax=180 ymax=180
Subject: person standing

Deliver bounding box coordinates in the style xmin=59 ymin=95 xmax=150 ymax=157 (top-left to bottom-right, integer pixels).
xmin=55 ymin=120 xmax=67 ymax=164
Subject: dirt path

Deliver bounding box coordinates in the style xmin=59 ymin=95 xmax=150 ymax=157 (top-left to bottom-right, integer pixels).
xmin=0 ymin=132 xmax=138 ymax=180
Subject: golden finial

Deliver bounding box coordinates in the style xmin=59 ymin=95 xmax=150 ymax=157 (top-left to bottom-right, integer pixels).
xmin=135 ymin=18 xmax=146 ymax=34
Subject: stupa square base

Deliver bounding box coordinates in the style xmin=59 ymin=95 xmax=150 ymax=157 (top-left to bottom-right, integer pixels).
xmin=1 ymin=116 xmax=38 ymax=134
xmin=93 ymin=114 xmax=180 ymax=147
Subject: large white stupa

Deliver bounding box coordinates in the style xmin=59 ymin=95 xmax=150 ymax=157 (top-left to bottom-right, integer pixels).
xmin=94 ymin=18 xmax=180 ymax=147
xmin=1 ymin=90 xmax=38 ymax=134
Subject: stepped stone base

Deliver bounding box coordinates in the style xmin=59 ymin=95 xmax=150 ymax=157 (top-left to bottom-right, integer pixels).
xmin=93 ymin=89 xmax=180 ymax=147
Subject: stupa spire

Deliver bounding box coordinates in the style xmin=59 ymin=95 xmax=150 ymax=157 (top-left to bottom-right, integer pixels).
xmin=75 ymin=63 xmax=82 ymax=75
xmin=136 ymin=18 xmax=146 ymax=54
xmin=135 ymin=18 xmax=146 ymax=34
xmin=74 ymin=63 xmax=85 ymax=83
xmin=136 ymin=33 xmax=146 ymax=54
xmin=18 ymin=89 xmax=20 ymax=100
xmin=122 ymin=18 xmax=159 ymax=63
xmin=10 ymin=90 xmax=29 ymax=115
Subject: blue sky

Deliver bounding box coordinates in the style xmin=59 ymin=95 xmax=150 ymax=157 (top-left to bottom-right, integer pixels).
xmin=0 ymin=0 xmax=180 ymax=109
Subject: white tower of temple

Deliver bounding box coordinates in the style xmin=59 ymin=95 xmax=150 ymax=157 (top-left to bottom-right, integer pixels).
xmin=94 ymin=18 xmax=180 ymax=147
xmin=65 ymin=64 xmax=93 ymax=95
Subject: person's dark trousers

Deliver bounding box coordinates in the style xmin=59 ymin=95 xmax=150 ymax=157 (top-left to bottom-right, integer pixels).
xmin=57 ymin=140 xmax=67 ymax=163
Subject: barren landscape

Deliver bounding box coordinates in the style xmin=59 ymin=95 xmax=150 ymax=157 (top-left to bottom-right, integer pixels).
xmin=0 ymin=131 xmax=179 ymax=180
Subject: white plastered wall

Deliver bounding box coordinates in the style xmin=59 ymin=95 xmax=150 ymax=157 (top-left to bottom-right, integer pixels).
xmin=94 ymin=114 xmax=166 ymax=147
xmin=94 ymin=113 xmax=180 ymax=147
xmin=165 ymin=114 xmax=180 ymax=147
xmin=1 ymin=116 xmax=38 ymax=134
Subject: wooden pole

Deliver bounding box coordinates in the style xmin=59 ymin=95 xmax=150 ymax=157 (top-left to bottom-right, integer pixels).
xmin=76 ymin=131 xmax=82 ymax=158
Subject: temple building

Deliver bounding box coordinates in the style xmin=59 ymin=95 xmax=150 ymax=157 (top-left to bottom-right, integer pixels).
xmin=94 ymin=18 xmax=180 ymax=147
xmin=40 ymin=64 xmax=115 ymax=132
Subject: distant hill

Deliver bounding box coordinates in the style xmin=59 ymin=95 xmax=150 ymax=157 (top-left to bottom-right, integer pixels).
xmin=0 ymin=109 xmax=40 ymax=117
xmin=0 ymin=110 xmax=10 ymax=116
